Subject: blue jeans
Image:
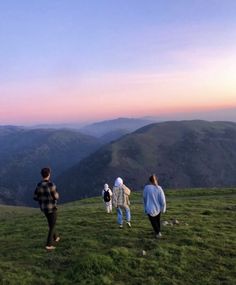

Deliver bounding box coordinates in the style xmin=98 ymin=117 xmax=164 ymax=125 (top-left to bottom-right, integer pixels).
xmin=116 ymin=206 xmax=131 ymax=225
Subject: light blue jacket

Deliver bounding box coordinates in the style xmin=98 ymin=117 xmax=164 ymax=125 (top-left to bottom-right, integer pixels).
xmin=143 ymin=184 xmax=166 ymax=216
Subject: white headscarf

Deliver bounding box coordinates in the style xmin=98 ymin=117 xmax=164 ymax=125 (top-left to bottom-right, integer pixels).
xmin=104 ymin=184 xmax=109 ymax=191
xmin=114 ymin=177 xmax=123 ymax=187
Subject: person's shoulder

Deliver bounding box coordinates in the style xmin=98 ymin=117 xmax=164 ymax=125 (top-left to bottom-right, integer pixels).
xmin=123 ymin=184 xmax=131 ymax=194
xmin=48 ymin=181 xmax=56 ymax=188
xmin=157 ymin=185 xmax=164 ymax=192
xmin=123 ymin=184 xmax=130 ymax=189
xmin=144 ymin=184 xmax=153 ymax=190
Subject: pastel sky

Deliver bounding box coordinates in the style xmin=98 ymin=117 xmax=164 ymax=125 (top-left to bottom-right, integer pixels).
xmin=0 ymin=0 xmax=236 ymax=125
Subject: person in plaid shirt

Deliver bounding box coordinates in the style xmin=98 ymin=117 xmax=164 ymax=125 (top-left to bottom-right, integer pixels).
xmin=34 ymin=167 xmax=60 ymax=251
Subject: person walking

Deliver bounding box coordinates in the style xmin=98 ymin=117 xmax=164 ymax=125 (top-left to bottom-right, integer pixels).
xmin=102 ymin=183 xmax=113 ymax=213
xmin=143 ymin=174 xmax=166 ymax=238
xmin=34 ymin=167 xmax=60 ymax=251
xmin=112 ymin=177 xmax=131 ymax=228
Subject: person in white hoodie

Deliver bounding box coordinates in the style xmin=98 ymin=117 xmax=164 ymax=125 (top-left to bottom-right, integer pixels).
xmin=102 ymin=183 xmax=113 ymax=213
xmin=112 ymin=177 xmax=131 ymax=228
xmin=143 ymin=174 xmax=166 ymax=238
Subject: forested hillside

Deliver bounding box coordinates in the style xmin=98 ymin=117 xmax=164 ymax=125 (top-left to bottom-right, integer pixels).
xmin=58 ymin=120 xmax=236 ymax=202
xmin=0 ymin=127 xmax=101 ymax=205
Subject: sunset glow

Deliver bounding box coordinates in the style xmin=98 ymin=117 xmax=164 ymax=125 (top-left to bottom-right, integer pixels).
xmin=0 ymin=1 xmax=236 ymax=125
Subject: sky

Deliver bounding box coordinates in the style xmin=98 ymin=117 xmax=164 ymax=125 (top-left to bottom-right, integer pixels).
xmin=0 ymin=0 xmax=236 ymax=125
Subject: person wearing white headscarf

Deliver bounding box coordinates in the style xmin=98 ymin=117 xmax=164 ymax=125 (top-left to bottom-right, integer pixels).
xmin=112 ymin=177 xmax=131 ymax=228
xmin=102 ymin=183 xmax=113 ymax=213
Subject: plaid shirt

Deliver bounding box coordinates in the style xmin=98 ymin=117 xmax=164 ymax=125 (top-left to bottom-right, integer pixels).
xmin=34 ymin=180 xmax=59 ymax=213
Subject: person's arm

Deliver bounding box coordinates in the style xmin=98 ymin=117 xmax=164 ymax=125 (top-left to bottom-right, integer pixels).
xmin=112 ymin=188 xmax=117 ymax=207
xmin=158 ymin=186 xmax=166 ymax=213
xmin=33 ymin=187 xmax=39 ymax=201
xmin=143 ymin=187 xmax=147 ymax=213
xmin=123 ymin=184 xmax=131 ymax=196
xmin=51 ymin=184 xmax=59 ymax=200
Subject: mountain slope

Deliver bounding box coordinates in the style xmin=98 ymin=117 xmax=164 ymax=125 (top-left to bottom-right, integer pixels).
xmin=58 ymin=120 xmax=236 ymax=202
xmin=0 ymin=127 xmax=101 ymax=205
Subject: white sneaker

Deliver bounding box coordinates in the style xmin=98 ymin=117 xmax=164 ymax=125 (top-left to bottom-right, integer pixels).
xmin=127 ymin=222 xmax=131 ymax=228
xmin=155 ymin=232 xmax=162 ymax=239
xmin=45 ymin=245 xmax=56 ymax=251
xmin=119 ymin=224 xmax=123 ymax=229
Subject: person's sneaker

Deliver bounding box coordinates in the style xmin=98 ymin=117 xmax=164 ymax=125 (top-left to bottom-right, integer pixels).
xmin=155 ymin=232 xmax=162 ymax=239
xmin=119 ymin=224 xmax=123 ymax=229
xmin=127 ymin=222 xmax=131 ymax=228
xmin=45 ymin=245 xmax=56 ymax=251
xmin=55 ymin=237 xmax=60 ymax=243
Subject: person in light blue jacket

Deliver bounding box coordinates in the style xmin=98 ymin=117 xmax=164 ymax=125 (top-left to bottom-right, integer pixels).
xmin=143 ymin=174 xmax=166 ymax=238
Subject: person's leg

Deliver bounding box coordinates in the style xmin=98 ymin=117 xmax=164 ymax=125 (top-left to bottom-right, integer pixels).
xmin=109 ymin=202 xmax=112 ymax=213
xmin=125 ymin=207 xmax=131 ymax=227
xmin=106 ymin=204 xmax=109 ymax=213
xmin=125 ymin=207 xmax=131 ymax=222
xmin=116 ymin=207 xmax=123 ymax=225
xmin=53 ymin=210 xmax=59 ymax=241
xmin=45 ymin=210 xmax=57 ymax=246
xmin=156 ymin=212 xmax=161 ymax=234
xmin=148 ymin=213 xmax=161 ymax=234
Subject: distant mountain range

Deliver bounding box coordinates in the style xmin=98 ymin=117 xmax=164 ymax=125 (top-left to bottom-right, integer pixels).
xmin=28 ymin=117 xmax=157 ymax=144
xmin=1 ymin=120 xmax=236 ymax=206
xmin=57 ymin=120 xmax=236 ymax=202
xmin=27 ymin=107 xmax=236 ymax=131
xmin=79 ymin=117 xmax=156 ymax=137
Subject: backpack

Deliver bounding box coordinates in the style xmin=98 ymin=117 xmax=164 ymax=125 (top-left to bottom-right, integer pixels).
xmin=104 ymin=190 xmax=111 ymax=202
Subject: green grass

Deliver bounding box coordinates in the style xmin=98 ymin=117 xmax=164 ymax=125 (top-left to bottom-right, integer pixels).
xmin=0 ymin=188 xmax=236 ymax=285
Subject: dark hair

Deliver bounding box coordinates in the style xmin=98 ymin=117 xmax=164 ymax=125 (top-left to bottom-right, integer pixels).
xmin=41 ymin=167 xmax=51 ymax=178
xmin=149 ymin=174 xmax=157 ymax=184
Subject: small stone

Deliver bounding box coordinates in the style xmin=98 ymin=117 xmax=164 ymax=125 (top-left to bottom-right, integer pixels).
xmin=173 ymin=219 xmax=180 ymax=225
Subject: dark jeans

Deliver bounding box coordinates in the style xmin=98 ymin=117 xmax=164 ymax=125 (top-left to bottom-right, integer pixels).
xmin=148 ymin=213 xmax=161 ymax=234
xmin=45 ymin=210 xmax=58 ymax=246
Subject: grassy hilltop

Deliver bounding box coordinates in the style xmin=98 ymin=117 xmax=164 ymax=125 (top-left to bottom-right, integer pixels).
xmin=0 ymin=188 xmax=235 ymax=285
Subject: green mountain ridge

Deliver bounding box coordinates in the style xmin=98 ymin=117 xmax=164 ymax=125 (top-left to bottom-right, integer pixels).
xmin=58 ymin=120 xmax=236 ymax=202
